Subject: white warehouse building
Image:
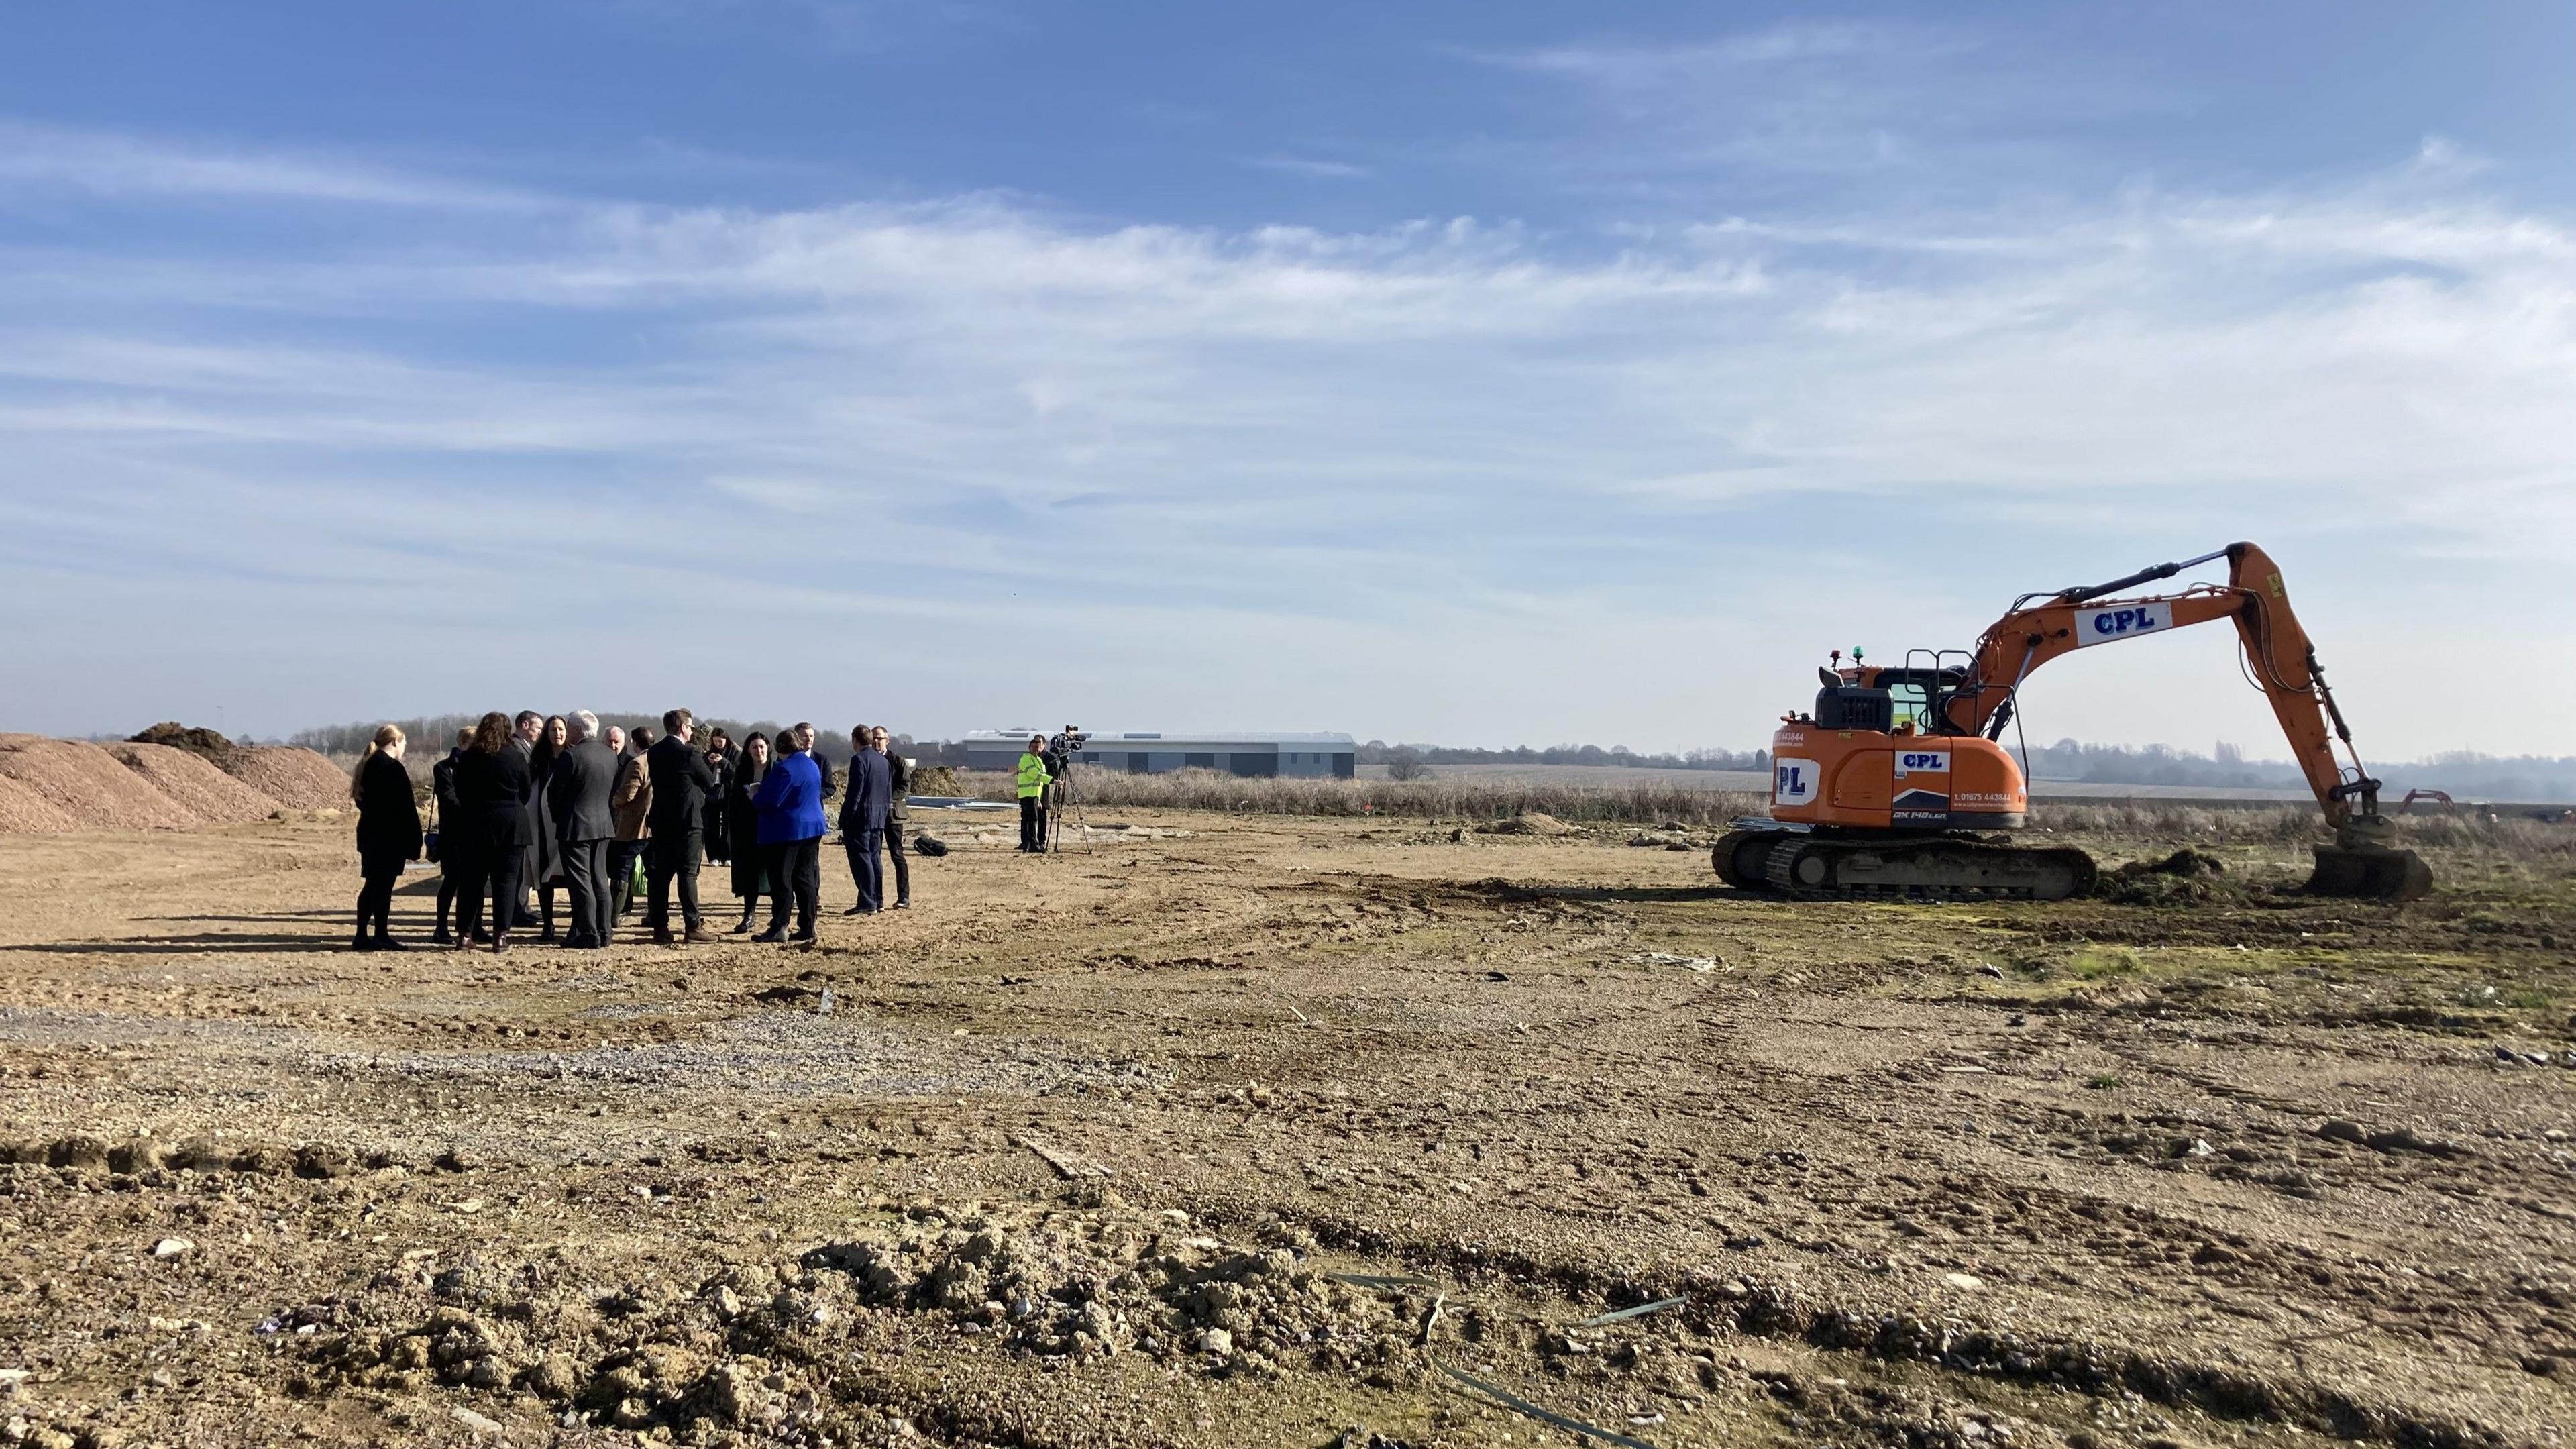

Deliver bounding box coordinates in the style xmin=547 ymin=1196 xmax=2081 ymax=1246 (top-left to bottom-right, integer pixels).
xmin=961 ymin=731 xmax=1356 ymax=779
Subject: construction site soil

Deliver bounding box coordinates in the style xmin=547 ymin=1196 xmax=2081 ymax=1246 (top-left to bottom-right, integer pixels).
xmin=1 ymin=812 xmax=2570 ymax=1449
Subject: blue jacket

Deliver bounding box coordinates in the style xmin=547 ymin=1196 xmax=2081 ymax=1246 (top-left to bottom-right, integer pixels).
xmin=751 ymin=749 xmax=827 ymax=844
xmin=839 ymin=749 xmax=892 ymax=834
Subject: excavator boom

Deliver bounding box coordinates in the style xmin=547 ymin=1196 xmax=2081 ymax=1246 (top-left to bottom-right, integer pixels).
xmin=1949 ymin=542 xmax=2428 ymax=900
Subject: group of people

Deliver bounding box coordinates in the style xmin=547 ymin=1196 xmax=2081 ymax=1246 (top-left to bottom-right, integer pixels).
xmin=346 ymin=711 xmax=916 ymax=953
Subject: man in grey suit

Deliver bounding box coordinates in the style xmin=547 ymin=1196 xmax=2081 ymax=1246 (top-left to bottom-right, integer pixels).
xmin=551 ymin=711 xmax=621 ymax=949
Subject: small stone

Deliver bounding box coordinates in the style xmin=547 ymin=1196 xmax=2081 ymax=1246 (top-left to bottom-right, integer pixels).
xmin=1943 ymin=1272 xmax=1984 ymax=1291
xmin=449 ymin=1405 xmax=505 ymax=1437
xmin=1976 ymin=964 xmax=2005 ymax=979
xmin=708 ymin=1285 xmax=744 ymax=1319
xmin=2191 ymin=1242 xmax=2237 ymax=1265
xmin=2317 ymin=1119 xmax=2367 ymax=1144
xmin=150 ymin=1238 xmax=193 ymax=1260
xmin=1196 ymin=1328 xmax=1233 ymax=1355
xmin=146 ymin=1370 xmax=174 ymax=1390
xmin=2523 ymin=1355 xmax=2560 ymax=1377
xmin=2497 ymin=1046 xmax=2526 ymax=1066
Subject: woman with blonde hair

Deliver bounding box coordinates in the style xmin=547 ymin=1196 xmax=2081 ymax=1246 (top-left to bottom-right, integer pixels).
xmin=350 ymin=723 xmax=422 ymax=951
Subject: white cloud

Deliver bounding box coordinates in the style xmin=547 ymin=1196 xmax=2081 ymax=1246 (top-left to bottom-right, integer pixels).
xmin=0 ymin=126 xmax=2569 ymax=755
xmin=0 ymin=121 xmax=541 ymax=211
xmin=1242 ymin=156 xmax=1375 ymax=181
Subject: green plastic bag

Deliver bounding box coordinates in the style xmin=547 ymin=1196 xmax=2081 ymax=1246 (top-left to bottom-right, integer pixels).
xmin=629 ymin=855 xmax=647 ymax=898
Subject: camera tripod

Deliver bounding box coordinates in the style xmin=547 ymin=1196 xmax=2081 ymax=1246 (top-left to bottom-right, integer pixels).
xmin=1047 ymin=759 xmax=1091 ymax=853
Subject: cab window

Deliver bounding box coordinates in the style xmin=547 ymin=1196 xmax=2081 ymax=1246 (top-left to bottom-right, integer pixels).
xmin=1888 ymin=682 xmax=1929 ymax=733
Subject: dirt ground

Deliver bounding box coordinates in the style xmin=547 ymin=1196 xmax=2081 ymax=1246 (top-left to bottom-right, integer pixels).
xmin=1 ymin=812 xmax=2571 ymax=1449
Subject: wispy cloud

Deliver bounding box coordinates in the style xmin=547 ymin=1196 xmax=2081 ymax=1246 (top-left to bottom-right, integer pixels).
xmin=0 ymin=121 xmax=542 ymax=211
xmin=1242 ymin=155 xmax=1374 ymax=181
xmin=0 ymin=123 xmax=2568 ymax=752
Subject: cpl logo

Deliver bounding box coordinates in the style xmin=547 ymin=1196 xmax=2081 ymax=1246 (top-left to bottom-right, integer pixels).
xmin=1901 ymin=752 xmax=1947 ymax=771
xmin=2076 ymin=601 xmax=2172 ymax=647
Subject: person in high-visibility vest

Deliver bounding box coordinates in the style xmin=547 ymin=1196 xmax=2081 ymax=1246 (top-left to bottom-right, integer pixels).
xmin=1015 ymin=733 xmax=1052 ymax=853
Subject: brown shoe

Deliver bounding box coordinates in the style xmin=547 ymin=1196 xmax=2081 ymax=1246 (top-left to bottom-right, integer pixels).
xmin=491 ymin=930 xmax=510 ymax=955
xmin=684 ymin=926 xmax=719 ymax=945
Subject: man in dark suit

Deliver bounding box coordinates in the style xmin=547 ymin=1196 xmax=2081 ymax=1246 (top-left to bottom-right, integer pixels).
xmin=431 ymin=727 xmax=471 ymax=943
xmin=645 ymin=708 xmax=720 ymax=945
xmin=507 ymin=710 xmax=544 ymax=928
xmin=551 ymin=711 xmax=620 ymax=949
xmin=839 ymin=724 xmax=892 ymax=915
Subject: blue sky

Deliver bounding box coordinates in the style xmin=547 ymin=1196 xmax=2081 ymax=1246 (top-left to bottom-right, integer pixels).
xmin=3 ymin=2 xmax=2571 ymax=758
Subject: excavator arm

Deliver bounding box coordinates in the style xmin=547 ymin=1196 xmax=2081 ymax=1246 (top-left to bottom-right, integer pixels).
xmin=1937 ymin=541 xmax=2429 ymax=899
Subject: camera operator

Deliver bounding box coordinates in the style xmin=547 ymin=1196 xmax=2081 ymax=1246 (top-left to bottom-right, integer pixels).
xmin=1014 ymin=733 xmax=1051 ymax=853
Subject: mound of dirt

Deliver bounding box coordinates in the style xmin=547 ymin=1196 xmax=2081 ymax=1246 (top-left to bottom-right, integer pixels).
xmin=104 ymin=742 xmax=282 ymax=824
xmin=126 ymin=720 xmax=237 ymax=761
xmin=2097 ymin=847 xmax=2240 ymax=906
xmin=0 ymin=775 xmax=81 ymax=833
xmin=0 ymin=734 xmax=202 ymax=831
xmin=221 ymin=746 xmax=351 ymax=811
xmin=1479 ymin=812 xmax=1578 ymax=836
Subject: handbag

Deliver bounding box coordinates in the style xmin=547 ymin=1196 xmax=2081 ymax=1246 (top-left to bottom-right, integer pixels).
xmin=628 ymin=854 xmax=648 ymax=898
xmin=424 ymin=826 xmax=441 ymax=865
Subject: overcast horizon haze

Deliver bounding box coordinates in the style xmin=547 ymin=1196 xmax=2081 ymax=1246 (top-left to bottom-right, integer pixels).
xmin=3 ymin=3 xmax=2572 ymax=762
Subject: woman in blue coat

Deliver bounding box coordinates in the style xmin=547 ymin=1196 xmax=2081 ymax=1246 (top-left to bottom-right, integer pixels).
xmin=750 ymin=722 xmax=827 ymax=947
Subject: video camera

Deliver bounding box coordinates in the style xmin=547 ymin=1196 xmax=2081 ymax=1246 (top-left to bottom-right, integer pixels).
xmin=1044 ymin=725 xmax=1087 ymax=773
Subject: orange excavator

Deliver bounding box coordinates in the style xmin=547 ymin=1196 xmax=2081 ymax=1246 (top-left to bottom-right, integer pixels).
xmin=1714 ymin=542 xmax=2432 ymax=902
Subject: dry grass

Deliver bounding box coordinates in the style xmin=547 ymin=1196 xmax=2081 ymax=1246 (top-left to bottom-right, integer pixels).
xmin=965 ymin=767 xmax=1766 ymax=828
xmin=970 ymin=767 xmax=2576 ymax=861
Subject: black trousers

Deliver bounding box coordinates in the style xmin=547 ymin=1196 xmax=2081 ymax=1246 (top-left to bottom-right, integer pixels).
xmin=561 ymin=838 xmax=612 ymax=945
xmin=356 ymin=848 xmax=407 ymax=940
xmin=885 ymin=818 xmax=910 ymax=904
xmin=647 ymin=830 xmax=703 ymax=933
xmin=1019 ymin=796 xmax=1046 ymax=851
xmin=454 ymin=847 xmax=522 ymax=943
xmin=765 ymin=837 xmax=821 ymax=936
xmin=844 ymin=830 xmax=885 ymax=912
xmin=608 ymin=841 xmax=643 ymax=916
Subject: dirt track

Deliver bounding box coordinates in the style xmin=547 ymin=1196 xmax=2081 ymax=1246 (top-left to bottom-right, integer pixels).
xmin=1 ymin=814 xmax=2571 ymax=1449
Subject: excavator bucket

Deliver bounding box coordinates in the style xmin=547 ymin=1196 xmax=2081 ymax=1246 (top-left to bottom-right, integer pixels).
xmin=2306 ymin=843 xmax=2434 ymax=901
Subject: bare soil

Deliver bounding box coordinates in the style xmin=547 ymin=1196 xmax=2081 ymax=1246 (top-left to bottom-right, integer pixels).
xmin=1 ymin=814 xmax=2571 ymax=1449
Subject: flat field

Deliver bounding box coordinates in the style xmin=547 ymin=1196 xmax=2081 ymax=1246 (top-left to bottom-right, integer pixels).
xmin=1 ymin=811 xmax=2571 ymax=1449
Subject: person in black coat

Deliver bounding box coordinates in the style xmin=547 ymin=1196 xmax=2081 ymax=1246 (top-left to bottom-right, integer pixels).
xmin=725 ymin=732 xmax=771 ymax=932
xmin=550 ymin=711 xmax=621 ymax=949
xmin=644 ymin=708 xmax=721 ymax=945
xmin=430 ymin=727 xmax=471 ymax=944
xmin=528 ymin=714 xmax=568 ymax=942
xmin=350 ymin=724 xmax=423 ymax=951
xmin=451 ymin=711 xmax=533 ymax=953
xmin=703 ymin=729 xmax=736 ymax=865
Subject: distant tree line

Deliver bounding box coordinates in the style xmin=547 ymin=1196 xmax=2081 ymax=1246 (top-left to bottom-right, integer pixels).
xmin=290 ymin=714 xmax=921 ymax=762
xmin=1357 ymin=740 xmax=1768 ymax=772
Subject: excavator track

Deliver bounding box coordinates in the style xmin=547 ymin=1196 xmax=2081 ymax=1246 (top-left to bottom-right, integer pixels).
xmin=1715 ymin=828 xmax=2096 ymax=902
